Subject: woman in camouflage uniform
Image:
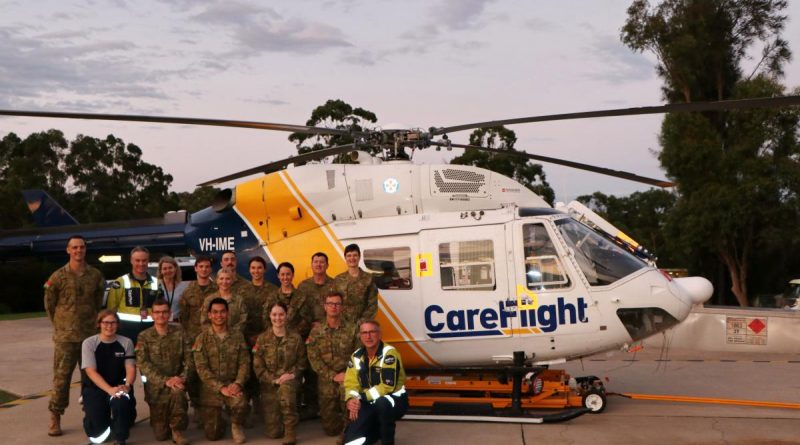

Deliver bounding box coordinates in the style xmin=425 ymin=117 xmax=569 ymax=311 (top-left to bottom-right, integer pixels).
xmin=252 ymin=302 xmax=306 ymax=445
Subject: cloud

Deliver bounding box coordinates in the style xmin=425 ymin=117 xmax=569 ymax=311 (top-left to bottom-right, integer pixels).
xmin=583 ymin=34 xmax=655 ymax=83
xmin=242 ymin=96 xmax=289 ymax=106
xmin=234 ymin=19 xmax=351 ymax=55
xmin=393 ymin=0 xmax=497 ymax=58
xmin=432 ymin=0 xmax=497 ymax=31
xmin=522 ymin=17 xmax=558 ymax=32
xmin=341 ymin=49 xmax=386 ymax=66
xmin=0 ymin=26 xmax=168 ymax=109
xmin=185 ymin=0 xmax=351 ymax=56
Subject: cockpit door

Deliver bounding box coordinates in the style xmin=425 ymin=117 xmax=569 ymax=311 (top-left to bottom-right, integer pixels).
xmin=511 ymin=219 xmax=600 ymax=338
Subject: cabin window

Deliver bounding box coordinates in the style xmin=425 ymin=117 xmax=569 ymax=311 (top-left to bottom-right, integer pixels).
xmin=364 ymin=247 xmax=413 ymax=290
xmin=439 ymin=240 xmax=496 ymax=290
xmin=523 ymin=223 xmax=570 ymax=290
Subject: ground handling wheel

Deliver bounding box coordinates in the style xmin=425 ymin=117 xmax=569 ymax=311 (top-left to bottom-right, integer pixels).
xmin=582 ymin=388 xmax=606 ymax=413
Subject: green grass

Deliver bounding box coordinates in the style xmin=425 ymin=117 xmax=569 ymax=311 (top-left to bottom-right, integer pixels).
xmin=0 ymin=389 xmax=19 ymax=404
xmin=0 ymin=311 xmax=46 ymax=321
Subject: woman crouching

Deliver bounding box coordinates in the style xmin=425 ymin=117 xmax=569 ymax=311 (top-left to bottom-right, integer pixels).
xmin=81 ymin=309 xmax=137 ymax=445
xmin=252 ymin=302 xmax=306 ymax=445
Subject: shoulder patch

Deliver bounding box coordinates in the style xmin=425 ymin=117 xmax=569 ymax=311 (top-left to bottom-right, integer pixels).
xmin=110 ymin=281 xmax=121 ymax=289
xmin=305 ymin=335 xmax=314 ymax=344
xmin=43 ymin=279 xmax=52 ymax=289
xmin=384 ymin=355 xmax=396 ymax=365
xmin=192 ymin=339 xmax=202 ymax=352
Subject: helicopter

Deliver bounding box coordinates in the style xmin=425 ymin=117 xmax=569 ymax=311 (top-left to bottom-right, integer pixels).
xmin=1 ymin=95 xmax=799 ymax=372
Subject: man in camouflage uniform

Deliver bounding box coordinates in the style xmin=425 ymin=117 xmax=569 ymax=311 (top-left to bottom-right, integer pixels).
xmin=220 ymin=251 xmax=251 ymax=297
xmin=44 ymin=235 xmax=105 ymax=436
xmin=295 ymin=252 xmax=334 ymax=324
xmin=306 ymin=292 xmax=358 ymax=439
xmin=178 ymin=256 xmax=217 ymax=341
xmin=192 ymin=298 xmax=250 ymax=444
xmin=135 ymin=299 xmax=191 ymax=445
xmin=178 ymin=255 xmax=217 ymax=412
xmin=294 ymin=252 xmax=334 ymax=419
xmin=332 ymin=244 xmax=378 ymax=324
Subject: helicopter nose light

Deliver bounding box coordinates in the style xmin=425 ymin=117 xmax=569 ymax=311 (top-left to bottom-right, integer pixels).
xmin=674 ymin=276 xmax=713 ymax=305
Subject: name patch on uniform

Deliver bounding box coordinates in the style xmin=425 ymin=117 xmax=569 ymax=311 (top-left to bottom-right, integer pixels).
xmin=384 ymin=356 xmax=395 ymax=365
xmin=115 ymin=351 xmax=125 ymax=358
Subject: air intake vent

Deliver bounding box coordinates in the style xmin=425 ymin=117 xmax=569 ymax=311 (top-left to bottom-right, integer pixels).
xmin=432 ymin=168 xmax=487 ymax=195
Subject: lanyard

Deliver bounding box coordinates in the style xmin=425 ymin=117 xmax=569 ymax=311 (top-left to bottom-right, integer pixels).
xmin=161 ymin=283 xmax=174 ymax=307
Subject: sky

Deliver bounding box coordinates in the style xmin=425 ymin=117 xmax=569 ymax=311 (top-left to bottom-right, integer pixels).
xmin=1 ymin=0 xmax=799 ymax=202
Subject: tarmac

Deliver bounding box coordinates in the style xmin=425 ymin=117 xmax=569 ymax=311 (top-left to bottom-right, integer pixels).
xmin=1 ymin=317 xmax=799 ymax=445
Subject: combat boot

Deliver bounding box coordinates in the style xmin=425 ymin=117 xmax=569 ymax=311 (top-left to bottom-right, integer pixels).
xmin=282 ymin=424 xmax=296 ymax=445
xmin=172 ymin=429 xmax=190 ymax=445
xmin=231 ymin=423 xmax=246 ymax=444
xmin=47 ymin=411 xmax=62 ymax=436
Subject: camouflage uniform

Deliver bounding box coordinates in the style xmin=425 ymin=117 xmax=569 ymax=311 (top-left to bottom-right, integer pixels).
xmin=288 ymin=281 xmax=330 ymax=419
xmin=44 ymin=263 xmax=105 ymax=415
xmin=135 ymin=324 xmax=191 ymax=440
xmin=332 ymin=269 xmax=378 ymax=324
xmin=200 ymin=293 xmax=248 ymax=335
xmin=295 ymin=275 xmax=334 ymax=323
xmin=229 ymin=274 xmax=252 ymax=300
xmin=242 ymin=281 xmax=277 ymax=344
xmin=252 ymin=330 xmax=307 ymax=438
xmin=177 ymin=280 xmax=217 ymax=408
xmin=192 ymin=327 xmax=250 ymax=440
xmin=263 ymin=288 xmax=314 ymax=339
xmin=306 ymin=320 xmax=359 ymax=435
xmin=178 ymin=280 xmax=218 ymax=342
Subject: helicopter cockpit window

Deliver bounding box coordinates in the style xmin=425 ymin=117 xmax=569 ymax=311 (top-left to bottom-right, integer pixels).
xmin=523 ymin=223 xmax=570 ymax=290
xmin=555 ymin=218 xmax=646 ymax=286
xmin=439 ymin=240 xmax=496 ymax=291
xmin=363 ymin=247 xmax=412 ymax=290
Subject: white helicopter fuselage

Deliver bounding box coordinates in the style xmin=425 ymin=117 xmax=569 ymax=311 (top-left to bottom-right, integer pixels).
xmin=210 ymin=159 xmax=710 ymax=368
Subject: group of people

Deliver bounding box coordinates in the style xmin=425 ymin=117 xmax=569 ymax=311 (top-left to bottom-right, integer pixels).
xmin=44 ymin=235 xmax=407 ymax=445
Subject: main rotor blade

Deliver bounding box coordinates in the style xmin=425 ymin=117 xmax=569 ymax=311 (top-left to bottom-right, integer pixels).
xmin=432 ymin=95 xmax=800 ymax=135
xmin=441 ymin=142 xmax=674 ymax=188
xmin=198 ymin=144 xmax=357 ymax=187
xmin=0 ymin=109 xmax=355 ymax=136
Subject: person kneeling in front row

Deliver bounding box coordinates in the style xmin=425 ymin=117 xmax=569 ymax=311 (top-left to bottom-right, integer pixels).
xmin=81 ymin=310 xmax=137 ymax=445
xmin=343 ymin=319 xmax=408 ymax=445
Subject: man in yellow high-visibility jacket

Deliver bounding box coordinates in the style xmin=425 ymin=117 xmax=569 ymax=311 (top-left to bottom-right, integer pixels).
xmin=106 ymin=246 xmax=159 ymax=343
xmin=343 ymin=319 xmax=407 ymax=445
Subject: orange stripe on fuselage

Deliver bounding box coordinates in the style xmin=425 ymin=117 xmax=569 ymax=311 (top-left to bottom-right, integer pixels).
xmin=235 ymin=171 xmax=435 ymax=367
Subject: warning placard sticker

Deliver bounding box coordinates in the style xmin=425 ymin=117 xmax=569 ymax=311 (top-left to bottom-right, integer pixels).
xmin=726 ymin=316 xmax=768 ymax=345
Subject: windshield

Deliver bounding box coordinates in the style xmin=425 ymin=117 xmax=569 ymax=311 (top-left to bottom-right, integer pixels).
xmin=555 ymin=218 xmax=646 ymax=286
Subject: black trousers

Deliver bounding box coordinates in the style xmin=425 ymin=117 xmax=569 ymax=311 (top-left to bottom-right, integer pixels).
xmin=344 ymin=393 xmax=408 ymax=445
xmin=82 ymin=386 xmax=137 ymax=442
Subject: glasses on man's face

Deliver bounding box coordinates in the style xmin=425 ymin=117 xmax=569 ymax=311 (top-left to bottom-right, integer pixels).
xmin=325 ymin=302 xmax=342 ymax=307
xmin=100 ymin=321 xmax=118 ymax=326
xmin=360 ymin=330 xmax=379 ymax=336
